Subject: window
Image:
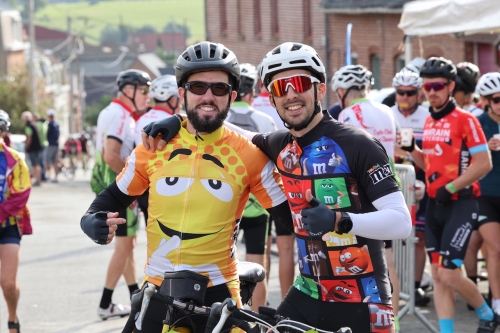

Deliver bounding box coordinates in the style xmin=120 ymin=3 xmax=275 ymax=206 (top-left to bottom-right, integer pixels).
xmin=220 ymin=0 xmax=227 ymax=33
xmin=370 ymin=54 xmax=381 ymax=89
xmin=254 ymin=0 xmax=261 ymax=36
xmin=395 ymin=54 xmax=405 ymax=72
xmin=271 ymin=0 xmax=279 ymax=36
xmin=303 ymin=0 xmax=312 ymax=39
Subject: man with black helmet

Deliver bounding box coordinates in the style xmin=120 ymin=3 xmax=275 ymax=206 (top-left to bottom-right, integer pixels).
xmin=403 ymin=57 xmax=496 ymax=333
xmin=91 ymin=69 xmax=151 ymax=320
xmin=81 ymin=42 xmax=292 ymax=332
xmin=454 ymin=63 xmax=483 ymax=116
xmin=141 ymin=42 xmax=412 ymax=333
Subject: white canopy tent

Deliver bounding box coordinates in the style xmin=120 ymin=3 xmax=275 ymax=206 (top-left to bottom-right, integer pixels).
xmin=398 ymin=0 xmax=500 ymax=63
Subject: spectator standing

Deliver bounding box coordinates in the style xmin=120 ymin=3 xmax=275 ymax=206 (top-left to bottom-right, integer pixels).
xmin=46 ymin=109 xmax=60 ymax=182
xmin=33 ymin=113 xmax=48 ymax=182
xmin=22 ymin=111 xmax=42 ymax=186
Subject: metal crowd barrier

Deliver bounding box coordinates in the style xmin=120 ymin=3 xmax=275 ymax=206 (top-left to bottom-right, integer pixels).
xmin=394 ymin=164 xmax=438 ymax=333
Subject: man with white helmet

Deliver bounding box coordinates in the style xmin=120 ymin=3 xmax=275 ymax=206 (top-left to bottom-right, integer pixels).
xmin=140 ymin=42 xmax=412 ymax=332
xmin=474 ymin=72 xmax=500 ymax=319
xmin=135 ymin=75 xmax=180 ymax=147
xmin=390 ymin=69 xmax=432 ymax=307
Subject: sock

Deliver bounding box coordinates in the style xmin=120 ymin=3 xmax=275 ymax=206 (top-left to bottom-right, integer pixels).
xmin=438 ymin=318 xmax=454 ymax=333
xmin=468 ymin=276 xmax=478 ymax=285
xmin=99 ymin=287 xmax=114 ymax=309
xmin=394 ymin=315 xmax=400 ymax=331
xmin=415 ymin=281 xmax=421 ymax=290
xmin=492 ymin=299 xmax=500 ymax=314
xmin=476 ymin=300 xmax=494 ymax=321
xmin=128 ymin=283 xmax=139 ymax=297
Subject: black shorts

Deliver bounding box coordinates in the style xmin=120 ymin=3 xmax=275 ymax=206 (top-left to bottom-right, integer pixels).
xmin=122 ymin=283 xmax=235 ymax=333
xmin=0 ymin=225 xmax=21 ymax=245
xmin=415 ymin=192 xmax=429 ymax=233
xmin=425 ymin=198 xmax=478 ymax=269
xmin=268 ymin=216 xmax=294 ymax=237
xmin=277 ymin=286 xmax=394 ymax=333
xmin=239 ymin=214 xmax=269 ymax=255
xmin=115 ymin=208 xmax=139 ymax=237
xmin=478 ymin=196 xmax=500 ymax=227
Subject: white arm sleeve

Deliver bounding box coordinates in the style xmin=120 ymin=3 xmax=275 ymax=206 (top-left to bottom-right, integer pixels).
xmin=348 ymin=191 xmax=412 ymax=240
xmin=223 ymin=121 xmax=258 ymax=140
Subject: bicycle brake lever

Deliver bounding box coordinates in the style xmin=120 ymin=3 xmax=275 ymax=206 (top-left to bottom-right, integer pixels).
xmin=135 ymin=283 xmax=156 ymax=330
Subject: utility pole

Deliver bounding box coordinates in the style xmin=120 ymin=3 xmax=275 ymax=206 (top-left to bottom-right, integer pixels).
xmin=28 ymin=0 xmax=36 ymax=111
xmin=67 ymin=16 xmax=75 ymax=134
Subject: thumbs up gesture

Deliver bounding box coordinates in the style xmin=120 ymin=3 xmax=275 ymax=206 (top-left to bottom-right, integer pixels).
xmin=301 ymin=189 xmax=339 ymax=237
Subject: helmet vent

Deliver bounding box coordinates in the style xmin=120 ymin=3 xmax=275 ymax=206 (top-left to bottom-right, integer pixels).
xmin=222 ymin=50 xmax=229 ymax=59
xmin=289 ymin=59 xmax=306 ymax=65
xmin=269 ymin=63 xmax=282 ymax=70
xmin=311 ymin=57 xmax=320 ymax=67
xmin=291 ymin=43 xmax=302 ymax=51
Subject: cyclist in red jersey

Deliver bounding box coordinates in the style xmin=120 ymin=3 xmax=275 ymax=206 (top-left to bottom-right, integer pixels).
xmin=403 ymin=57 xmax=495 ymax=333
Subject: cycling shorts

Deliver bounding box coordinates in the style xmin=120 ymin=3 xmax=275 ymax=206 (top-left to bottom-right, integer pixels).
xmin=425 ymin=198 xmax=478 ymax=269
xmin=0 ymin=225 xmax=21 ymax=245
xmin=268 ymin=216 xmax=294 ymax=237
xmin=478 ymin=196 xmax=500 ymax=227
xmin=277 ymin=286 xmax=394 ymax=333
xmin=122 ymin=281 xmax=238 ymax=333
xmin=115 ymin=206 xmax=139 ymax=237
xmin=239 ymin=214 xmax=268 ymax=255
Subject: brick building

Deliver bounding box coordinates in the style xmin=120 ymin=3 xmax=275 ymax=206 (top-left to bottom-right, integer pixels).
xmin=204 ymin=0 xmax=498 ymax=104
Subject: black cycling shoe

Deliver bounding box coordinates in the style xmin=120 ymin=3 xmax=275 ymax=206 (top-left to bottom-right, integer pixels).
xmin=477 ymin=314 xmax=499 ymax=333
xmin=415 ymin=288 xmax=431 ymax=306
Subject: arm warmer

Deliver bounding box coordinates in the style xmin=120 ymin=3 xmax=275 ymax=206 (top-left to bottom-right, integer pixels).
xmin=266 ymin=200 xmax=294 ymax=234
xmin=85 ymin=181 xmax=138 ymax=215
xmin=348 ymin=191 xmax=411 ymax=240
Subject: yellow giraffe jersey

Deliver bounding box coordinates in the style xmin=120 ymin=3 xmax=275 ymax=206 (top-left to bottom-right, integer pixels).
xmin=116 ymin=122 xmax=286 ymax=288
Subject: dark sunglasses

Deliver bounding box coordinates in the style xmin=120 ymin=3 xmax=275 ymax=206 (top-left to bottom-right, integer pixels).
xmin=267 ymin=74 xmax=319 ymax=97
xmin=423 ymin=82 xmax=449 ymax=92
xmin=185 ymin=81 xmax=232 ymax=96
xmin=139 ymin=87 xmax=149 ymax=95
xmin=396 ymin=89 xmax=419 ymax=97
xmin=489 ymin=96 xmax=500 ymax=104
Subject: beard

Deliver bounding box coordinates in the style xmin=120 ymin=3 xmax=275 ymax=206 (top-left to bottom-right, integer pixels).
xmin=186 ymin=101 xmax=229 ymax=134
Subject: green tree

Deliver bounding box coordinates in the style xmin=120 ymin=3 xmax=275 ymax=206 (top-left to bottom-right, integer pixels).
xmin=100 ymin=24 xmax=129 ymax=43
xmin=85 ymin=95 xmax=112 ymax=126
xmin=136 ymin=25 xmax=156 ymax=34
xmin=0 ymin=70 xmax=50 ymax=134
xmin=163 ymin=21 xmax=191 ymax=39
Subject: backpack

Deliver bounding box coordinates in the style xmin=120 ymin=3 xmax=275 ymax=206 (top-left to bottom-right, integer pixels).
xmin=227 ymin=109 xmax=259 ymax=132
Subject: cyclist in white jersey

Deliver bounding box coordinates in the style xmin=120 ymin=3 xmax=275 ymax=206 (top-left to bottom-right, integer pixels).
xmin=91 ymin=69 xmax=151 ymax=320
xmin=333 ymin=64 xmax=402 ymax=332
xmin=227 ymin=63 xmax=277 ymax=133
xmin=135 ymin=75 xmax=181 ymax=146
xmin=252 ymin=63 xmax=286 ymax=130
xmin=391 ymin=69 xmax=431 ymax=307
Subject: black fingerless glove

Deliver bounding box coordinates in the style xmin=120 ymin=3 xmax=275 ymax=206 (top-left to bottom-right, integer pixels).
xmin=80 ymin=211 xmax=109 ymax=245
xmin=143 ymin=114 xmax=182 ymax=145
xmin=400 ymin=137 xmax=415 ymax=153
xmin=435 ymin=186 xmax=452 ymax=206
xmin=301 ymin=198 xmax=336 ymax=237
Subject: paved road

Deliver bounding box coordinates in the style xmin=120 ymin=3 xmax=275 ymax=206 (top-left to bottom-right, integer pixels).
xmin=0 ymin=169 xmax=488 ymax=332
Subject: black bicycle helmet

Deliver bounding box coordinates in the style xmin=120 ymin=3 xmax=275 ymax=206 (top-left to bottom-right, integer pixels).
xmin=454 ymin=67 xmax=476 ymax=94
xmin=0 ymin=110 xmax=10 ymax=132
xmin=175 ymin=41 xmax=240 ymax=91
xmin=116 ymin=69 xmax=151 ymax=90
xmin=238 ymin=63 xmax=258 ymax=97
xmin=419 ymin=57 xmax=457 ymax=80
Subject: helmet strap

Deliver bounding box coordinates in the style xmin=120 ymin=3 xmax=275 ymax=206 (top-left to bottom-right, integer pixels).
xmin=166 ymin=97 xmax=179 ymax=113
xmin=339 ymin=86 xmax=355 ymax=110
xmin=121 ymin=85 xmax=141 ymax=113
xmin=275 ymin=83 xmax=321 ymax=132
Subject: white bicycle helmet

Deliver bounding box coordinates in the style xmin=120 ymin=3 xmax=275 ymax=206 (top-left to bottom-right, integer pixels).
xmin=331 ymin=65 xmax=373 ymax=91
xmin=150 ymin=75 xmax=179 ymax=102
xmin=477 ymin=72 xmax=500 ymax=97
xmin=0 ymin=110 xmax=10 ymax=132
xmin=457 ymin=62 xmax=480 ymax=82
xmin=392 ymin=69 xmax=422 ymax=89
xmin=260 ymin=42 xmax=326 ymax=86
xmin=239 ymin=63 xmax=258 ymax=96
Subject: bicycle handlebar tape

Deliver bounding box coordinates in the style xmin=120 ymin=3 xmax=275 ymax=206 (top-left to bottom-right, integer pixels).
xmin=80 ymin=211 xmax=110 ymax=245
